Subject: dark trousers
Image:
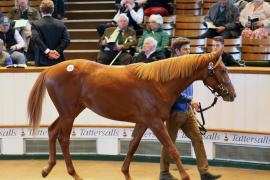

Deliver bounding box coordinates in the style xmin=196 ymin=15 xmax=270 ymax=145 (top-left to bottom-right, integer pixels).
xmin=97 ymin=50 xmax=132 ymax=65
xmin=199 ymin=28 xmax=234 ymax=39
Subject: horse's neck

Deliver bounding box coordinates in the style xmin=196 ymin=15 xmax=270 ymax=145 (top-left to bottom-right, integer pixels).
xmin=163 ymin=64 xmax=208 ymax=104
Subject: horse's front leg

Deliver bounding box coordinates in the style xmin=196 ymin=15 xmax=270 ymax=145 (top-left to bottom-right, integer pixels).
xmin=121 ymin=124 xmax=147 ymax=180
xmin=150 ymin=120 xmax=191 ymax=180
xmin=42 ymin=118 xmax=60 ymax=177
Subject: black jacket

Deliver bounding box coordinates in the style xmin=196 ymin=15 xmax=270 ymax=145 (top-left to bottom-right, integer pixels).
xmin=31 ymin=16 xmax=70 ymax=66
xmin=132 ymin=50 xmax=165 ymax=63
xmin=222 ymin=52 xmax=241 ymax=66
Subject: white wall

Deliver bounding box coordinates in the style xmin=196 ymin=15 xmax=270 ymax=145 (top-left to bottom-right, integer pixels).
xmin=0 ymin=70 xmax=269 ymax=133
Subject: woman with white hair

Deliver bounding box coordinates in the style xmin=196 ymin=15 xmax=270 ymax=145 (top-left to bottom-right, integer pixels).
xmin=132 ymin=36 xmax=165 ymax=63
xmin=136 ymin=14 xmax=169 ymax=57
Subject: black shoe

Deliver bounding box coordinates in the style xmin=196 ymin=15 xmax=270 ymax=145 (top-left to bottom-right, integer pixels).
xmin=159 ymin=171 xmax=178 ymax=180
xmin=201 ymin=172 xmax=222 ymax=180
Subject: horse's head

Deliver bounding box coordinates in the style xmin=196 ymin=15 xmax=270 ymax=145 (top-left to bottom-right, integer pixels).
xmin=202 ymin=50 xmax=236 ymax=102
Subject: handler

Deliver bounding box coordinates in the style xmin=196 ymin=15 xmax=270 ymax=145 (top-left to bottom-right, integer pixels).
xmin=159 ymin=37 xmax=222 ymax=180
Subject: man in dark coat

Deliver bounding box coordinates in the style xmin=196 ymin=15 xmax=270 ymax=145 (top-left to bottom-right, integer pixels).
xmin=199 ymin=0 xmax=240 ymax=39
xmin=31 ymin=0 xmax=70 ymax=66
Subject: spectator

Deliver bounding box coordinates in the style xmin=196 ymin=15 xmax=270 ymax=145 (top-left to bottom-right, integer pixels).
xmin=0 ymin=17 xmax=26 ymax=66
xmin=211 ymin=36 xmax=242 ymax=66
xmin=9 ymin=0 xmax=40 ymax=21
xmin=31 ymin=0 xmax=70 ymax=66
xmin=136 ymin=14 xmax=169 ymax=57
xmin=96 ymin=0 xmax=144 ymax=37
xmin=132 ymin=37 xmax=165 ymax=63
xmin=159 ymin=37 xmax=222 ymax=180
xmin=9 ymin=0 xmax=41 ymax=61
xmin=97 ymin=14 xmax=136 ymax=65
xmin=240 ymin=0 xmax=270 ymax=39
xmin=0 ymin=39 xmax=13 ymax=67
xmin=200 ymin=0 xmax=240 ymax=39
xmin=137 ymin=0 xmax=171 ymax=16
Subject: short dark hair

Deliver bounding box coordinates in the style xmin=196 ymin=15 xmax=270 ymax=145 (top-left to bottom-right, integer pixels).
xmin=40 ymin=0 xmax=54 ymax=14
xmin=212 ymin=36 xmax=224 ymax=45
xmin=172 ymin=37 xmax=191 ymax=55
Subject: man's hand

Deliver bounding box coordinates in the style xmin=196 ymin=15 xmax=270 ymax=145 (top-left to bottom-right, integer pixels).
xmin=10 ymin=45 xmax=17 ymax=51
xmin=48 ymin=50 xmax=60 ymax=60
xmin=102 ymin=37 xmax=108 ymax=46
xmin=216 ymin=26 xmax=226 ymax=33
xmin=114 ymin=44 xmax=124 ymax=51
xmin=190 ymin=100 xmax=200 ymax=113
xmin=125 ymin=4 xmax=132 ymax=11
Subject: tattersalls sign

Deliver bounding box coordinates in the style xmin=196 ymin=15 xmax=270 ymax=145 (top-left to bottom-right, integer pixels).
xmin=0 ymin=127 xmax=270 ymax=147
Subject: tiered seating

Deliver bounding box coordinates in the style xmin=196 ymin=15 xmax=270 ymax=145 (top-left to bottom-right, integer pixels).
xmin=29 ymin=0 xmax=41 ymax=9
xmin=0 ymin=0 xmax=15 ymax=16
xmin=202 ymin=0 xmax=217 ymax=15
xmin=64 ymin=0 xmax=115 ymax=59
xmin=175 ymin=0 xmax=202 ymax=16
xmin=175 ymin=16 xmax=206 ymax=37
xmin=241 ymin=38 xmax=270 ymax=66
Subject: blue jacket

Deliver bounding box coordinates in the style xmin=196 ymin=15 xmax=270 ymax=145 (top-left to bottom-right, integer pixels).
xmin=172 ymin=84 xmax=193 ymax=112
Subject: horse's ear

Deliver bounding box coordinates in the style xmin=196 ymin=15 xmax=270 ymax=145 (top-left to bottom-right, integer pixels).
xmin=209 ymin=47 xmax=223 ymax=63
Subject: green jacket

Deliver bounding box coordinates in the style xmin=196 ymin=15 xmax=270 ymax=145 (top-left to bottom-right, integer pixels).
xmin=137 ymin=27 xmax=169 ymax=52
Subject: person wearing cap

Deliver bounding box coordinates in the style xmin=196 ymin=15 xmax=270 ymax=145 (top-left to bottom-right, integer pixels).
xmin=132 ymin=36 xmax=165 ymax=63
xmin=0 ymin=17 xmax=27 ymax=66
xmin=0 ymin=39 xmax=13 ymax=67
xmin=159 ymin=38 xmax=222 ymax=180
xmin=97 ymin=13 xmax=137 ymax=65
xmin=9 ymin=0 xmax=41 ymax=61
xmin=31 ymin=0 xmax=70 ymax=66
xmin=136 ymin=14 xmax=169 ymax=57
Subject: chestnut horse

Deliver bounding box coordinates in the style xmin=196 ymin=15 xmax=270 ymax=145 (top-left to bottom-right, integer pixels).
xmin=27 ymin=49 xmax=236 ymax=180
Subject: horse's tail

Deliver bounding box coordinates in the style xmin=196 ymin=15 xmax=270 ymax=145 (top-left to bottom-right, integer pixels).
xmin=27 ymin=69 xmax=48 ymax=134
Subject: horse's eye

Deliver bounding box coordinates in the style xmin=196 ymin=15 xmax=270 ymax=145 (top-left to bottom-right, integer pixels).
xmin=221 ymin=69 xmax=227 ymax=74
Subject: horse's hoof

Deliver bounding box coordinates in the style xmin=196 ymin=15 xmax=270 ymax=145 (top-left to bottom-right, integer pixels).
xmin=41 ymin=169 xmax=48 ymax=178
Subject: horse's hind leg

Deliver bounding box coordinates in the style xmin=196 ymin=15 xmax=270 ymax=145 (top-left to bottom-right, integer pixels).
xmin=42 ymin=117 xmax=60 ymax=177
xmin=121 ymin=124 xmax=147 ymax=180
xmin=58 ymin=116 xmax=83 ymax=180
xmin=150 ymin=120 xmax=190 ymax=180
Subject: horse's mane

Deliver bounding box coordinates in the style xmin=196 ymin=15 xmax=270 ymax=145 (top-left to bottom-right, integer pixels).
xmin=128 ymin=54 xmax=209 ymax=83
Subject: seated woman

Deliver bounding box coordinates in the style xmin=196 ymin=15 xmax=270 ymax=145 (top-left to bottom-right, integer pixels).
xmin=240 ymin=0 xmax=270 ymax=39
xmin=96 ymin=0 xmax=144 ymax=36
xmin=136 ymin=14 xmax=169 ymax=57
xmin=132 ymin=37 xmax=165 ymax=63
xmin=137 ymin=0 xmax=171 ymax=16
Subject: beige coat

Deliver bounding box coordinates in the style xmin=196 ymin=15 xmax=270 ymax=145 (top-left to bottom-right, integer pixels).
xmin=240 ymin=1 xmax=270 ymax=28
